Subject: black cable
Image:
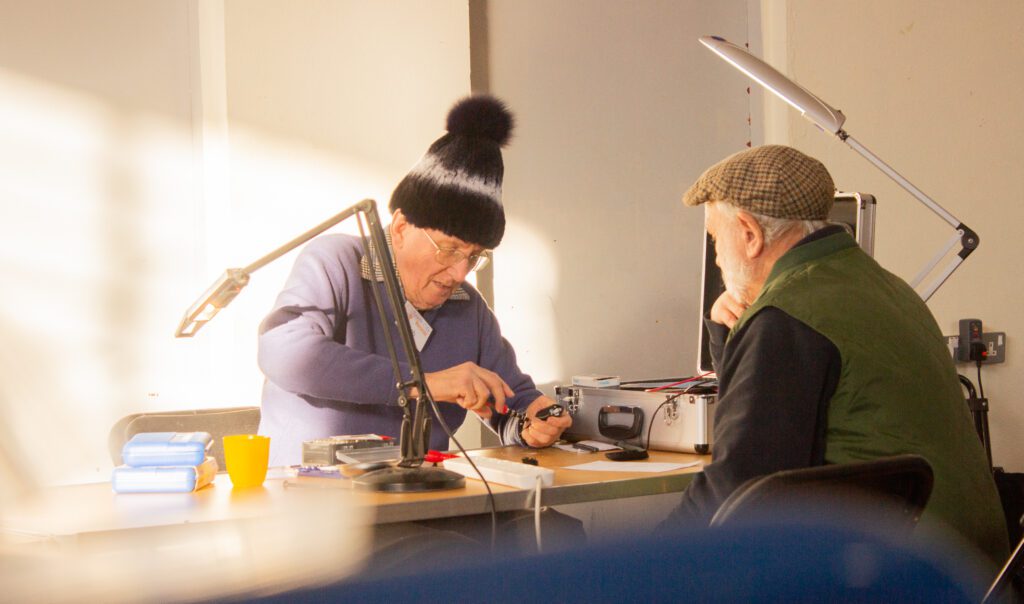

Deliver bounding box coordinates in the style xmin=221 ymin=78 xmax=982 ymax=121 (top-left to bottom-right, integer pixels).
xmin=645 ymin=391 xmax=692 ymax=450
xmin=619 ymin=377 xmax=686 ymax=386
xmin=358 ymin=220 xmax=499 ymax=549
xmin=357 ymin=217 xmax=500 ymax=546
xmin=427 ymin=396 xmax=499 ymax=551
xmin=977 ymin=359 xmax=986 ymax=400
xmin=962 ymin=367 xmax=994 ymax=471
xmin=643 ymin=379 xmax=719 ymax=450
xmin=976 ymin=359 xmax=993 ymax=470
xmin=958 ymin=374 xmax=977 ymax=399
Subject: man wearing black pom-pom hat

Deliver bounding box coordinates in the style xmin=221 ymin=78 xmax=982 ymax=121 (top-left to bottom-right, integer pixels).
xmin=257 ymin=95 xmax=571 ymax=466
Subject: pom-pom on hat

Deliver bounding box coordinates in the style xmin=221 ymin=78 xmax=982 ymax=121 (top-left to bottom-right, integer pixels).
xmin=389 ymin=95 xmax=514 ymax=249
xmin=683 ymin=145 xmax=835 ymax=220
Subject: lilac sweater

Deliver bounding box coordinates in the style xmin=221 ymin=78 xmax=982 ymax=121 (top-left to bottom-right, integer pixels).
xmin=257 ymin=234 xmax=542 ymax=466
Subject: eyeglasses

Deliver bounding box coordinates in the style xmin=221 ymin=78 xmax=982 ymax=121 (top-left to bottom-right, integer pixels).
xmin=420 ymin=229 xmax=491 ymax=272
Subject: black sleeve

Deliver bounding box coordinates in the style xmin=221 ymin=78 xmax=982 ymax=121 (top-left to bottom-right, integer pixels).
xmin=705 ymin=314 xmax=729 ymax=373
xmin=659 ymin=306 xmax=840 ymax=529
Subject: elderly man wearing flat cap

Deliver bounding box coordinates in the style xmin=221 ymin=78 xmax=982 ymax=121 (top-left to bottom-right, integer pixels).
xmin=660 ymin=145 xmax=1008 ymax=569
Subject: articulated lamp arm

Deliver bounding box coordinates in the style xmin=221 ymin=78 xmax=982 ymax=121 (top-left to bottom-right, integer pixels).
xmin=175 ymin=200 xmax=463 ymax=491
xmin=699 ymin=35 xmax=978 ymax=301
xmin=175 ymin=201 xmax=371 ymax=338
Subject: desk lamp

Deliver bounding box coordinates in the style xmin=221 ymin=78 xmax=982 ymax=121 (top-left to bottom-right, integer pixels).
xmin=699 ymin=35 xmax=978 ymax=301
xmin=175 ymin=199 xmax=465 ymax=492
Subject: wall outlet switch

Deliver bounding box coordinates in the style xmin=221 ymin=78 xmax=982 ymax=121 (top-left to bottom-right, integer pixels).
xmin=946 ymin=332 xmax=1006 ymax=364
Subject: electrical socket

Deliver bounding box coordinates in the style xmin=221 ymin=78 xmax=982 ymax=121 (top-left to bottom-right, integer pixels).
xmin=958 ymin=318 xmax=984 ymax=362
xmin=946 ymin=332 xmax=1006 ymax=364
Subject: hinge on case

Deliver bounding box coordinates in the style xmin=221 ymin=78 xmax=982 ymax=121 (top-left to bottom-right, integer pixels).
xmin=555 ymin=386 xmax=580 ymax=414
xmin=664 ymin=395 xmax=679 ymax=423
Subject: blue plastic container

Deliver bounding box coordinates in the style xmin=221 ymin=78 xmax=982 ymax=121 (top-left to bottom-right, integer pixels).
xmin=112 ymin=457 xmax=218 ymax=493
xmin=121 ymin=432 xmax=213 ymax=467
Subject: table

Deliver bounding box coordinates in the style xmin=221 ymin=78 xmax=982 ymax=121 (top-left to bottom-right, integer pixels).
xmin=1 ymin=446 xmax=707 ymax=542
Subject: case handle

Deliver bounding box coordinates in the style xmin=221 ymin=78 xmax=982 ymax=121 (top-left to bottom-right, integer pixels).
xmin=598 ymin=405 xmax=644 ymax=440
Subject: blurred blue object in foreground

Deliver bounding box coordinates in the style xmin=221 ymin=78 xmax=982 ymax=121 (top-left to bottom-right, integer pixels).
xmin=245 ymin=522 xmax=986 ymax=603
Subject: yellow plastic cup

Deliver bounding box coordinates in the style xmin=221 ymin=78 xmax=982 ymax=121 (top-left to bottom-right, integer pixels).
xmin=222 ymin=434 xmax=270 ymax=488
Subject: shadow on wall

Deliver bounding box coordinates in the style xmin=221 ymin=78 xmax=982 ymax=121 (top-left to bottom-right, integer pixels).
xmin=0 ymin=66 xmax=193 ymax=484
xmin=0 ymin=393 xmax=36 ymax=512
xmin=99 ymin=118 xmax=146 ymax=439
xmin=0 ymin=315 xmax=85 ymax=501
xmin=494 ymin=210 xmax=702 ymax=390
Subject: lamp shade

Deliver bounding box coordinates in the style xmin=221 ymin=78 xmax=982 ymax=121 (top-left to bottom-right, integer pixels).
xmin=699 ymin=35 xmax=847 ymax=134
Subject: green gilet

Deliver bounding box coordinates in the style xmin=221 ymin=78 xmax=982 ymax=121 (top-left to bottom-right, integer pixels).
xmin=731 ymin=230 xmax=1008 ymax=568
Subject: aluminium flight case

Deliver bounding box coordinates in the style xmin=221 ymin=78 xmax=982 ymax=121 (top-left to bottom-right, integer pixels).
xmin=554 ymin=384 xmax=716 ymax=454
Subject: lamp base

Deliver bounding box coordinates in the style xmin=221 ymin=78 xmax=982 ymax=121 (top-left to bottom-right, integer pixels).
xmin=352 ymin=465 xmax=465 ymax=493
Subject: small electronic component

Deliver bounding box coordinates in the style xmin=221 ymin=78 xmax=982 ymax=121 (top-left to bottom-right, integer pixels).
xmin=296 ymin=465 xmax=345 ymax=479
xmin=606 ymin=440 xmax=649 ymax=461
xmin=302 ymin=434 xmax=395 ymax=466
xmin=605 ymin=449 xmax=649 ymax=461
xmin=535 ymin=404 xmax=566 ymax=421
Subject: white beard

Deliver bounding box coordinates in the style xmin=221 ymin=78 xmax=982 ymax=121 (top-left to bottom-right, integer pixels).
xmin=719 ymin=249 xmax=757 ymax=305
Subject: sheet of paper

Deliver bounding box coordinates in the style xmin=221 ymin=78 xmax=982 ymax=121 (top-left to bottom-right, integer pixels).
xmin=562 ymin=460 xmax=702 ymax=473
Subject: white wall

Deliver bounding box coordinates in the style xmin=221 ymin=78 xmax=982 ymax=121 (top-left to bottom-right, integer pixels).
xmin=0 ymin=0 xmax=198 ymax=485
xmin=772 ymin=1 xmax=1024 ymax=471
xmin=0 ymin=0 xmax=470 ymax=484
xmin=483 ymin=0 xmax=757 ymax=390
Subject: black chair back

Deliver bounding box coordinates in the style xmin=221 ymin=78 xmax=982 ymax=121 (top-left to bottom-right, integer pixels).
xmin=710 ymin=454 xmax=934 ymax=539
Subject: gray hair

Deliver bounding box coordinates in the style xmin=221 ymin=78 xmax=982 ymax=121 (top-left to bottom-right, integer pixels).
xmin=715 ymin=201 xmax=838 ymax=247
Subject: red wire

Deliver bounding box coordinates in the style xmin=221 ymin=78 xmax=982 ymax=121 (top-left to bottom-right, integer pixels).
xmin=645 ymin=371 xmax=715 ymax=393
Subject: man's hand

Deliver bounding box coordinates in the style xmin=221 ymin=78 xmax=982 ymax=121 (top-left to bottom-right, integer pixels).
xmin=424 ymin=362 xmax=514 ymax=416
xmin=521 ymin=395 xmax=572 ymax=448
xmin=710 ymin=290 xmax=749 ymax=329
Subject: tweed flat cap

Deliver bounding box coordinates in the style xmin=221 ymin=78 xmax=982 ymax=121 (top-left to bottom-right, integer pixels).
xmin=683 ymin=145 xmax=835 ymax=220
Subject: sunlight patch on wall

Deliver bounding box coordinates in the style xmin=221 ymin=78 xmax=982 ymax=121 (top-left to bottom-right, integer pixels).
xmin=174 ymin=125 xmax=398 ymax=410
xmin=491 ymin=217 xmax=563 ymax=386
xmin=0 ymin=68 xmax=395 ymax=483
xmin=0 ymin=68 xmax=141 ymax=484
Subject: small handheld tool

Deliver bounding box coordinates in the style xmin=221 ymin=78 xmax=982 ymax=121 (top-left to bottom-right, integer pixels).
xmin=535 ymin=403 xmax=567 ymax=421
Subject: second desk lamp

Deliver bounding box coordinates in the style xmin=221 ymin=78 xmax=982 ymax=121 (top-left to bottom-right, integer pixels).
xmin=699 ymin=35 xmax=978 ymax=301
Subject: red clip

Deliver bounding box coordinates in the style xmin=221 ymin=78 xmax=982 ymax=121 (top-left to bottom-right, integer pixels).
xmin=424 ymin=450 xmax=458 ymax=464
